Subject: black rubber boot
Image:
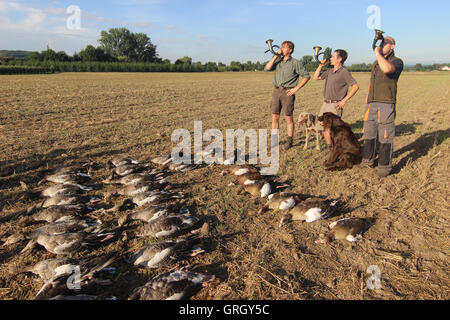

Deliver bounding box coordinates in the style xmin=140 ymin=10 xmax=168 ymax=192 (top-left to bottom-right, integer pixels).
xmin=361 ymin=139 xmax=377 ymax=166
xmin=377 ymin=143 xmax=393 ymax=177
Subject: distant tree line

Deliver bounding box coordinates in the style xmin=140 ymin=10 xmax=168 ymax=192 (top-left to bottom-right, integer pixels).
xmin=0 ymin=29 xmax=449 ymax=74
xmin=407 ymin=63 xmax=450 ymax=72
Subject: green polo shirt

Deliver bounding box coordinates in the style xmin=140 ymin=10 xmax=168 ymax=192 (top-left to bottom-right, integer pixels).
xmin=268 ymin=56 xmax=310 ymax=88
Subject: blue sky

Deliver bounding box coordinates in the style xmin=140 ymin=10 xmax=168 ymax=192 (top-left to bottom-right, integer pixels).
xmin=1 ymin=0 xmax=449 ymax=64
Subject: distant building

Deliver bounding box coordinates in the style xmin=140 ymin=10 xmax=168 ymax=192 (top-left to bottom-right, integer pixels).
xmin=439 ymin=66 xmax=450 ymax=71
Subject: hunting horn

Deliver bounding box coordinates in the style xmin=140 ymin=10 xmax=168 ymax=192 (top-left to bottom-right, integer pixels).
xmin=313 ymin=46 xmax=325 ymax=62
xmin=372 ymin=29 xmax=385 ymax=50
xmin=265 ymin=39 xmax=281 ymax=55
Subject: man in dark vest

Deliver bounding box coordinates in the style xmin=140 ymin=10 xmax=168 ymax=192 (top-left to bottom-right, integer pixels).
xmin=362 ymin=36 xmax=403 ymax=177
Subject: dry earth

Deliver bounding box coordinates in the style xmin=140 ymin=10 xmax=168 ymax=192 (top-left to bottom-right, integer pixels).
xmin=0 ymin=71 xmax=449 ymax=300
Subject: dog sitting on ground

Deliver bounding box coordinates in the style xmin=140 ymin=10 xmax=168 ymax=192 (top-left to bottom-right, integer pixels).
xmin=297 ymin=112 xmax=322 ymax=151
xmin=318 ymin=112 xmax=362 ymax=171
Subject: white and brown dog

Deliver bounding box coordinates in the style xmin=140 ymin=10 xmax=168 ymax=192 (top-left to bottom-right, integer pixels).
xmin=297 ymin=112 xmax=322 ymax=151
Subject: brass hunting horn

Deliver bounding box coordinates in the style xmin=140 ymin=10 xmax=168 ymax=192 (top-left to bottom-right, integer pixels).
xmin=313 ymin=46 xmax=325 ymax=62
xmin=372 ymin=29 xmax=385 ymax=50
xmin=265 ymin=39 xmax=281 ymax=55
xmin=313 ymin=46 xmax=332 ymax=64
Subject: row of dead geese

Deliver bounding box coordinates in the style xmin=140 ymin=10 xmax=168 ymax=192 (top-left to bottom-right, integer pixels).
xmin=4 ymin=153 xmax=367 ymax=300
xmin=3 ymin=156 xmax=216 ymax=300
xmin=220 ymin=165 xmax=367 ymax=243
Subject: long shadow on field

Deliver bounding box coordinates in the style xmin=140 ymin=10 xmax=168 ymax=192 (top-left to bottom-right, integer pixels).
xmin=0 ymin=240 xmax=29 ymax=265
xmin=350 ymin=120 xmax=364 ymax=132
xmin=396 ymin=122 xmax=422 ymax=136
xmin=350 ymin=120 xmax=364 ymax=140
xmin=392 ymin=128 xmax=449 ymax=174
xmin=350 ymin=121 xmax=422 ymax=141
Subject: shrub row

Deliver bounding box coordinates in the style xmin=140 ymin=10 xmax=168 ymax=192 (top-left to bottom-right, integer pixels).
xmin=0 ymin=65 xmax=56 ymax=74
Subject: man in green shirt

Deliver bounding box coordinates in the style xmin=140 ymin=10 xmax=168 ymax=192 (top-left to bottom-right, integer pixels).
xmin=265 ymin=41 xmax=310 ymax=150
xmin=362 ymin=36 xmax=403 ymax=177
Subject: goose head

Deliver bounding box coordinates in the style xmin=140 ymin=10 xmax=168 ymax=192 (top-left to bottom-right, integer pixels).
xmin=3 ymin=232 xmax=29 ymax=246
xmin=279 ymin=213 xmax=293 ymax=228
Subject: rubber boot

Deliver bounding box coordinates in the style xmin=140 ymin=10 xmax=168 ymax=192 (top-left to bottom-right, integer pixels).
xmin=361 ymin=139 xmax=376 ymax=167
xmin=377 ymin=143 xmax=393 ymax=177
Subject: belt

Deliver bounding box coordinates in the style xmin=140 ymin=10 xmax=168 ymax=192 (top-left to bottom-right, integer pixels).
xmin=324 ymin=99 xmax=340 ymax=103
xmin=275 ymin=86 xmax=293 ymax=90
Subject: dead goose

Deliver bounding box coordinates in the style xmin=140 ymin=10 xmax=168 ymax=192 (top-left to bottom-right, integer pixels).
xmin=131 ymin=190 xmax=184 ymax=207
xmin=135 ymin=214 xmax=200 ymax=239
xmin=118 ymin=205 xmax=169 ymax=226
xmin=39 ymin=173 xmax=91 ymax=186
xmin=220 ymin=165 xmax=259 ymax=176
xmin=106 ymin=190 xmax=183 ymax=212
xmin=168 ymin=162 xmax=201 ymax=172
xmin=3 ymin=216 xmax=103 ymax=246
xmin=240 ymin=179 xmax=289 ymax=198
xmin=33 ymin=253 xmax=116 ymax=300
xmin=102 ymin=171 xmax=167 ymax=186
xmin=20 ymin=231 xmax=114 ymax=255
xmin=151 ymin=154 xmax=173 ymax=166
xmin=106 ymin=156 xmax=142 ymax=169
xmin=117 ymin=182 xmax=169 ymax=197
xmin=111 ymin=164 xmax=141 ymax=177
xmin=9 ymin=257 xmax=78 ymax=281
xmin=48 ymin=164 xmax=90 ymax=176
xmin=128 ymin=269 xmax=216 ymax=300
xmin=240 ymin=180 xmax=273 ymax=198
xmin=231 ymin=172 xmax=267 ymax=186
xmin=38 ymin=167 xmax=91 ymax=186
xmin=152 ymin=154 xmax=201 ymax=172
xmin=41 ymin=184 xmax=93 ymax=198
xmin=258 ymin=192 xmax=305 ymax=214
xmin=31 ymin=204 xmax=94 ymax=223
xmin=42 ymin=194 xmax=101 ymax=208
xmin=30 ymin=216 xmax=103 ymax=237
xmin=279 ymin=199 xmax=340 ymax=227
xmin=128 ymin=239 xmax=204 ymax=268
xmin=316 ymin=218 xmax=366 ymax=243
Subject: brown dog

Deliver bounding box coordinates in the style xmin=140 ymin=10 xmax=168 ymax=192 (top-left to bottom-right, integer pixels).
xmin=297 ymin=112 xmax=322 ymax=150
xmin=318 ymin=112 xmax=362 ymax=170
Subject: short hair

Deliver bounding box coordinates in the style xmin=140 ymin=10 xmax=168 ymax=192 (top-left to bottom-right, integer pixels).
xmin=335 ymin=49 xmax=348 ymax=64
xmin=384 ymin=36 xmax=396 ymax=45
xmin=282 ymin=41 xmax=295 ymax=53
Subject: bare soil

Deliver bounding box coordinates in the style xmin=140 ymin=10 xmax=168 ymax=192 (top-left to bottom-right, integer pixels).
xmin=0 ymin=72 xmax=448 ymax=300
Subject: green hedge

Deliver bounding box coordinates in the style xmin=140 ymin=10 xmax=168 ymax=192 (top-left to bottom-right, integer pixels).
xmin=0 ymin=65 xmax=56 ymax=74
xmin=1 ymin=61 xmax=213 ymax=73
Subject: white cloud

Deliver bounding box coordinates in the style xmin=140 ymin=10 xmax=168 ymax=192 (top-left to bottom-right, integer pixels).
xmin=0 ymin=1 xmax=97 ymax=53
xmin=0 ymin=1 xmax=46 ymax=32
xmin=0 ymin=2 xmax=8 ymax=13
xmin=0 ymin=1 xmax=217 ymax=58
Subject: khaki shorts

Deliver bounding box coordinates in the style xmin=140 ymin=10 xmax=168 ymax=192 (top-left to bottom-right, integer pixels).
xmin=270 ymin=87 xmax=295 ymax=116
xmin=317 ymin=102 xmax=342 ymax=130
